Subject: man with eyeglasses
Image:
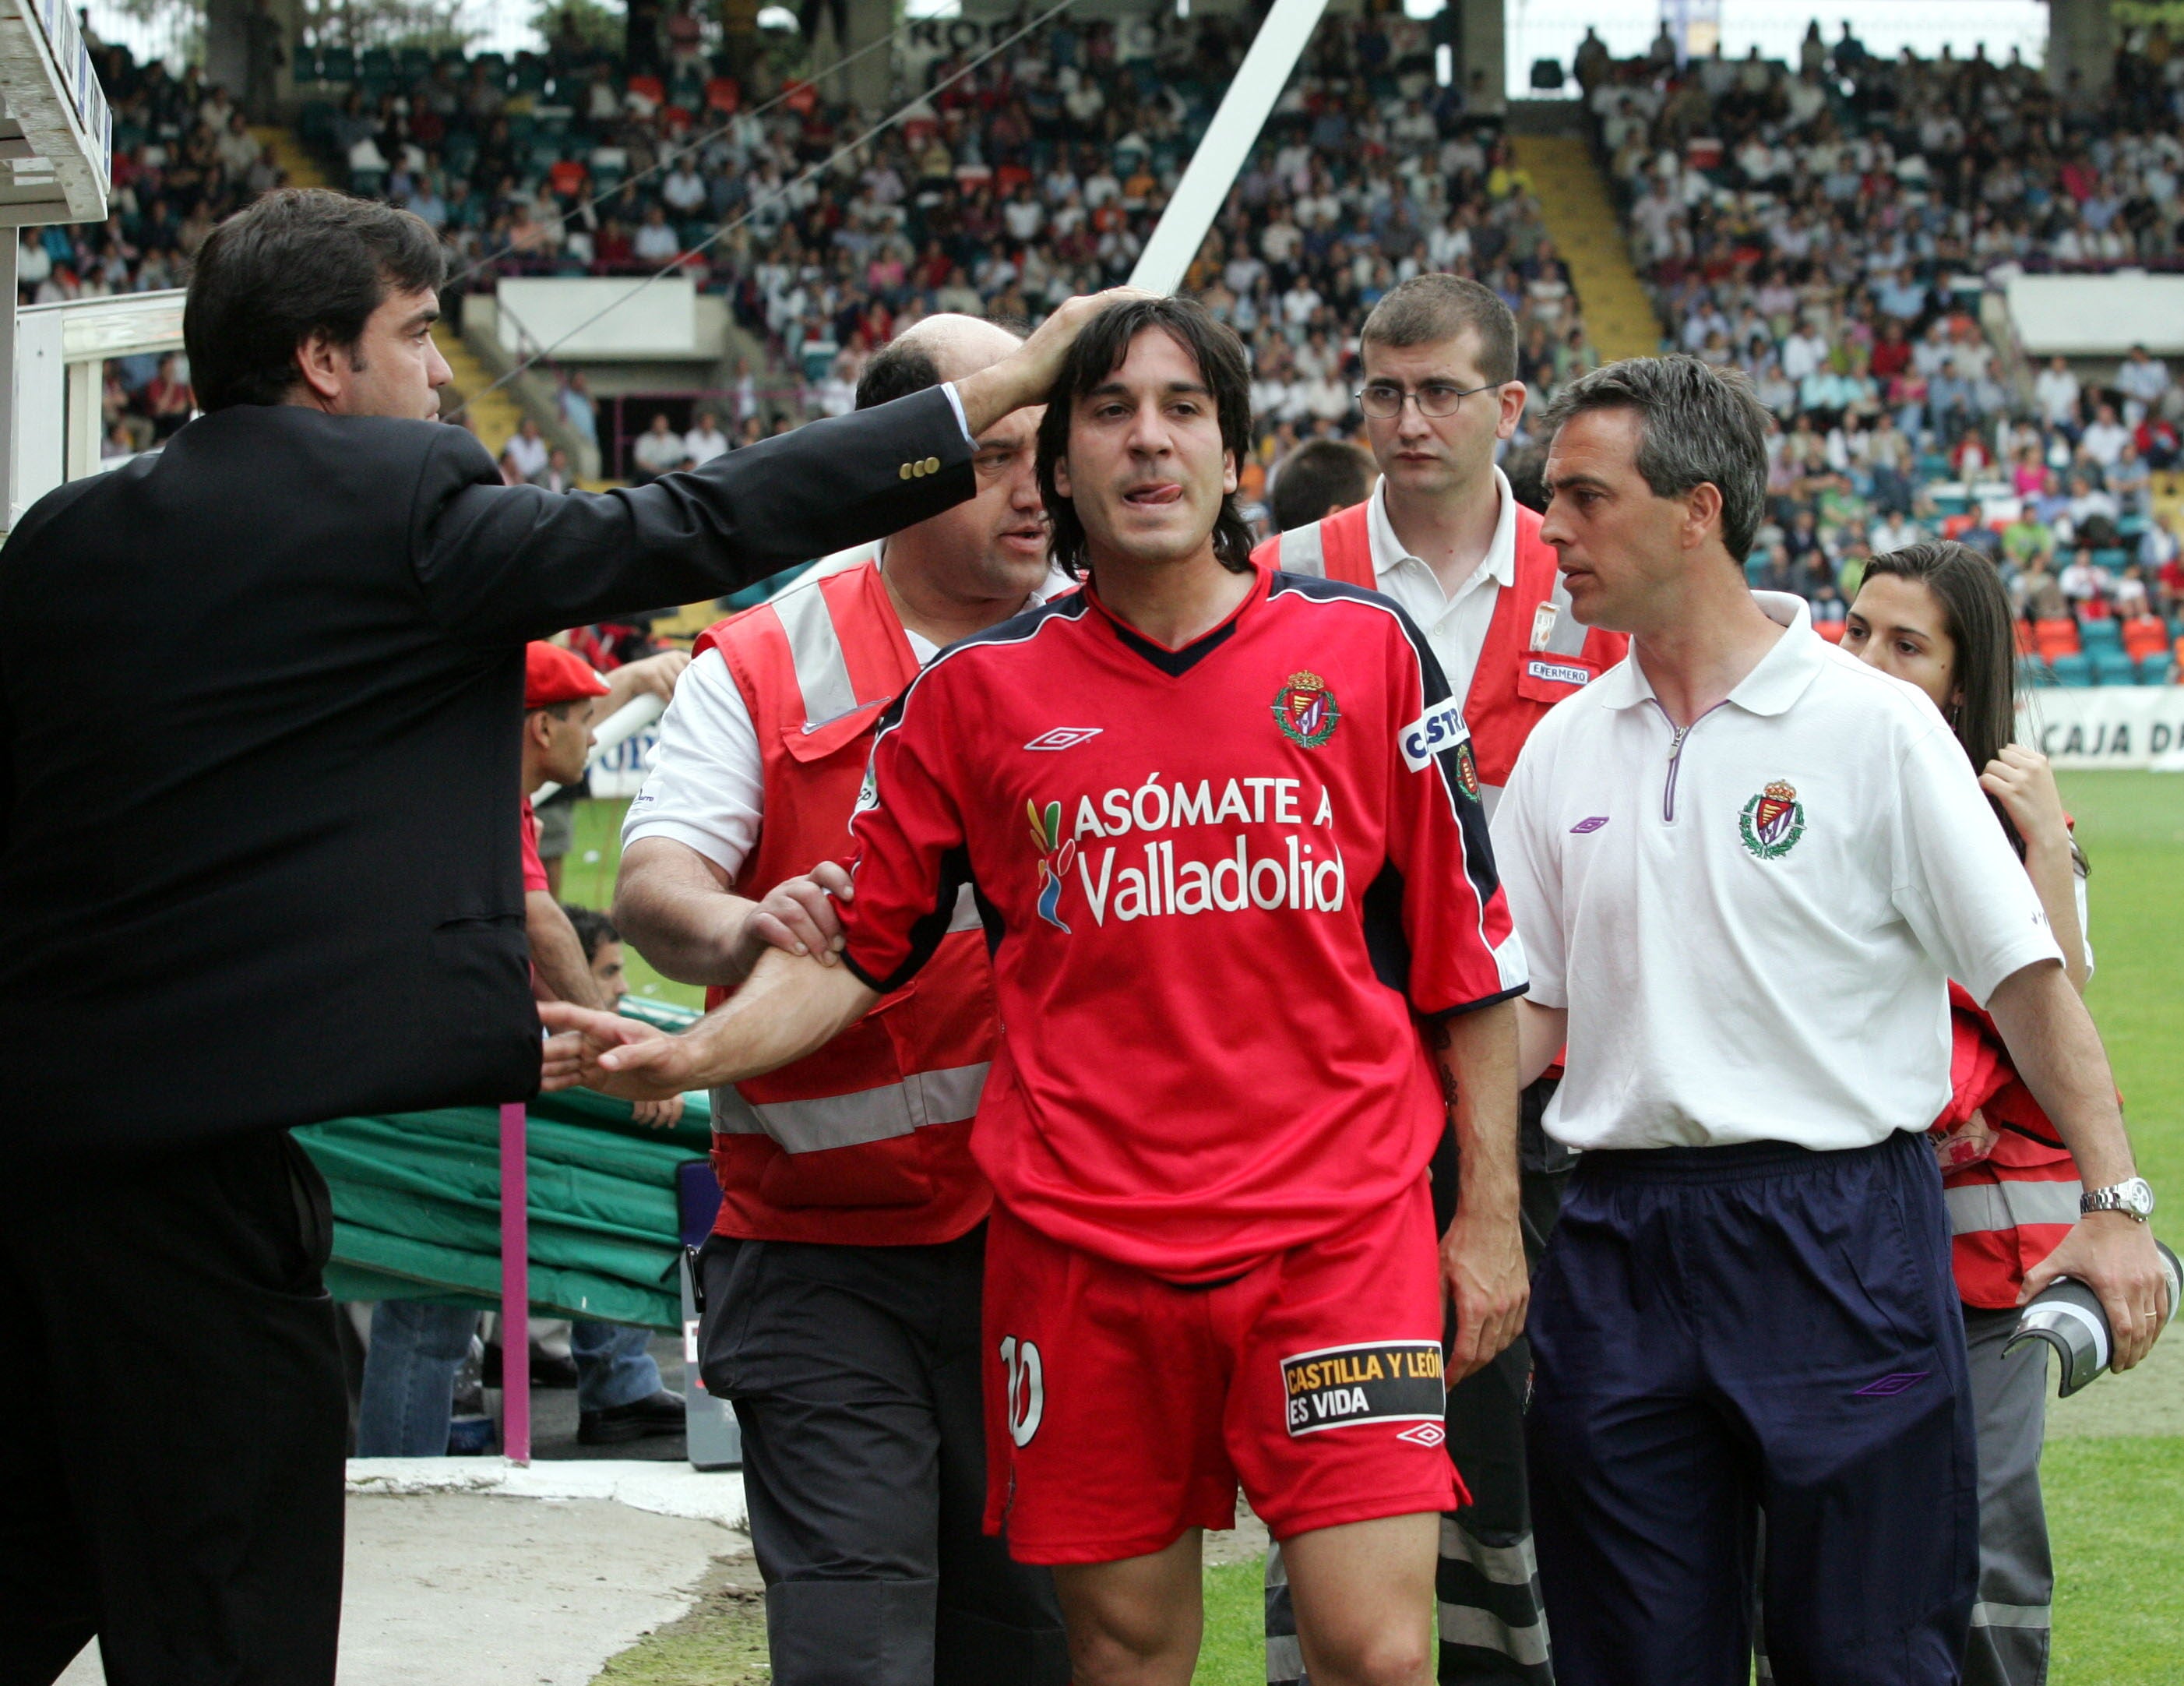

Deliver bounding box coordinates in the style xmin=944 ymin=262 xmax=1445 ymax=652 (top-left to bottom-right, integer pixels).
xmin=1253 ymin=274 xmax=1626 ymax=1686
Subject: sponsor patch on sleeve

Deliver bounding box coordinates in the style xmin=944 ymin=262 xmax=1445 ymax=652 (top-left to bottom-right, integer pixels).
xmin=1399 ymin=696 xmax=1471 ymax=771
xmin=1525 ymin=658 xmax=1593 ymax=687
xmin=1281 ymin=1340 xmax=1445 ymax=1437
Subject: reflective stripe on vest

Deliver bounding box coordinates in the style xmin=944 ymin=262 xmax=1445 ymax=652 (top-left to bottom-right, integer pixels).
xmin=1274 ymin=522 xmax=1328 ymax=577
xmin=1945 ymin=1178 xmax=2084 ymax=1235
xmin=771 ymin=573 xmax=863 ymax=728
xmin=710 ymin=1060 xmax=992 ymax=1152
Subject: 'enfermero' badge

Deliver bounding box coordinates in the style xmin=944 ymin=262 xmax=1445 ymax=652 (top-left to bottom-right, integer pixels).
xmin=1739 ymin=780 xmax=1805 ymax=859
xmin=1273 ymin=672 xmax=1340 ymax=749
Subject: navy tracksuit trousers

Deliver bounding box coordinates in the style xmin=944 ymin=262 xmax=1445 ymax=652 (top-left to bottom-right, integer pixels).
xmin=1526 ymin=1130 xmax=1978 ymax=1686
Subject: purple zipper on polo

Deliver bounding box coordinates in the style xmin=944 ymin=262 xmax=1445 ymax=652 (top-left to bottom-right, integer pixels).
xmin=1651 ymin=699 xmax=1727 ymax=823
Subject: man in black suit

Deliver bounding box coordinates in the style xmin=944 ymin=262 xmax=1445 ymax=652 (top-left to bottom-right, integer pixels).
xmin=0 ymin=188 xmax=1122 ymax=1685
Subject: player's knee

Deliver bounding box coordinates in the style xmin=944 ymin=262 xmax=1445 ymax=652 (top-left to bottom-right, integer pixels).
xmin=1065 ymin=1617 xmax=1197 ymax=1685
xmin=1305 ymin=1624 xmax=1432 ymax=1686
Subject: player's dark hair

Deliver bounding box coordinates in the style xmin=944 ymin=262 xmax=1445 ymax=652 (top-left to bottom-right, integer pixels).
xmin=1540 ymin=354 xmax=1771 ymax=563
xmin=561 ymin=903 xmax=622 ymax=963
xmin=1361 ymin=273 xmax=1518 ymax=385
xmin=1500 ymin=443 xmax=1549 ymax=513
xmin=1036 ymin=296 xmax=1256 ymax=578
xmin=1270 ymin=439 xmax=1374 ymax=532
xmin=185 ymin=187 xmax=447 ymax=411
xmin=1858 ymin=540 xmax=2086 ymax=875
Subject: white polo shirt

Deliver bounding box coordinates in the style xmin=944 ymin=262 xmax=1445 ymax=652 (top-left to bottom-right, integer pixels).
xmin=1492 ymin=592 xmax=2063 ymax=1153
xmin=1357 ymin=467 xmax=1518 ymax=715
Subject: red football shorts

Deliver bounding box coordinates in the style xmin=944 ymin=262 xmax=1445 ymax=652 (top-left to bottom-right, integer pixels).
xmin=981 ymin=1177 xmax=1462 ymax=1564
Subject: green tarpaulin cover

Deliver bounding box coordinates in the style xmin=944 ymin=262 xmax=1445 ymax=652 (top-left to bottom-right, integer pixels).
xmin=294 ymin=1004 xmax=711 ymax=1332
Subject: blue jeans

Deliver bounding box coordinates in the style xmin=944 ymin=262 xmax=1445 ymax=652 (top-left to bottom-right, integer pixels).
xmin=572 ymin=1320 xmax=663 ymax=1411
xmin=354 ymin=1306 xmax=664 ymax=1456
xmin=356 ymin=1301 xmax=476 ymax=1457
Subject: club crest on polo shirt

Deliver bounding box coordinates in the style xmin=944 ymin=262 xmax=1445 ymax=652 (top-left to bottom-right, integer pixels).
xmin=1739 ymin=779 xmax=1806 ymax=859
xmin=1281 ymin=1340 xmax=1444 ymax=1437
xmin=1026 ymin=799 xmax=1076 ymax=933
xmin=1272 ymin=671 xmax=1341 ymax=749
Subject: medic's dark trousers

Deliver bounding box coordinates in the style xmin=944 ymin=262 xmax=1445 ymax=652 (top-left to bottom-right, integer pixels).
xmin=1526 ymin=1131 xmax=1978 ymax=1686
xmin=698 ymin=1226 xmax=1069 ymax=1686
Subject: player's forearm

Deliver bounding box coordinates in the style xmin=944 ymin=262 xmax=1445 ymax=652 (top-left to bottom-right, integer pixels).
xmin=1985 ymin=958 xmax=2136 ymax=1188
xmin=527 ymin=891 xmax=605 ymax=1010
xmin=615 ymin=852 xmax=760 ymax=987
xmin=1434 ymin=1000 xmax=1522 ymax=1219
xmin=2021 ymin=838 xmax=2089 ymax=995
xmin=679 ymin=945 xmax=879 ymax=1087
xmin=1514 ymin=1000 xmax=1568 ymax=1090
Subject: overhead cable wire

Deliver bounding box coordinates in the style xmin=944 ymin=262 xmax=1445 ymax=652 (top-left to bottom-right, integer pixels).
xmin=445 ymin=0 xmax=1077 ymax=422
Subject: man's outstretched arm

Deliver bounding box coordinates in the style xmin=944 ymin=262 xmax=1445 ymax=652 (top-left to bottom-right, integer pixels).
xmin=541 ymin=946 xmax=877 ymax=1102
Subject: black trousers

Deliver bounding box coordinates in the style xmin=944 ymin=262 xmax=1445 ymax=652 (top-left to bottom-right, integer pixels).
xmin=1527 ymin=1133 xmax=1976 ymax=1686
xmin=0 ymin=1129 xmax=347 ymax=1686
xmin=699 ymin=1226 xmax=1069 ymax=1686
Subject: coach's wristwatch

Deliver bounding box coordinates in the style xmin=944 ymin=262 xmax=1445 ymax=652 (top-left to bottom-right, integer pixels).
xmin=2080 ymin=1178 xmax=2157 ymax=1222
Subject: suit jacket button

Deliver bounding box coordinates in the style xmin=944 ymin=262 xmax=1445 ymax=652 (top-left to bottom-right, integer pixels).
xmin=900 ymin=463 xmax=913 ymax=479
xmin=925 ymin=456 xmax=941 ymax=474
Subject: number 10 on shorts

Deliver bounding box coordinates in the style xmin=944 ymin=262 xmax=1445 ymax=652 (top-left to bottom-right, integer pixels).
xmin=999 ymin=1335 xmax=1044 ymax=1447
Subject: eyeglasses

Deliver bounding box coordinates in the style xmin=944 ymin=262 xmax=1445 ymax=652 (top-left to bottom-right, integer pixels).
xmin=1354 ymin=379 xmax=1505 ymax=419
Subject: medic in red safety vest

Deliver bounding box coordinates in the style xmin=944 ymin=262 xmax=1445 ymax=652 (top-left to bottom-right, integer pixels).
xmin=1250 ymin=276 xmax=1624 ymax=1686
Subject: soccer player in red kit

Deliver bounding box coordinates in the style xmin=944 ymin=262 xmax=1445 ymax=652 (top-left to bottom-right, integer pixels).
xmin=548 ymin=298 xmax=1530 ymax=1686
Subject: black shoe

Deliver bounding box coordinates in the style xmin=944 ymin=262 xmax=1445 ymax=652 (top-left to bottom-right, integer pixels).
xmin=579 ymin=1389 xmax=687 ymax=1445
xmin=482 ymin=1343 xmax=582 ymax=1390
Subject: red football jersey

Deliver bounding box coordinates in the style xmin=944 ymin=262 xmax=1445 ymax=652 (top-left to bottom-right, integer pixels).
xmin=837 ymin=566 xmax=1527 ymax=1280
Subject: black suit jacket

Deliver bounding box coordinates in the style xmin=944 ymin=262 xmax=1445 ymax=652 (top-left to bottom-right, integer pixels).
xmin=0 ymin=390 xmax=974 ymax=1150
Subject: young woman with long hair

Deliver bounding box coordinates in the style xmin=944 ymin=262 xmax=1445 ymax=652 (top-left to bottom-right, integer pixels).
xmin=1840 ymin=540 xmax=2090 ymax=1686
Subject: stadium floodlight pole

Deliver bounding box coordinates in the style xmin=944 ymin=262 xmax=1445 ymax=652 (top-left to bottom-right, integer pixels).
xmin=1128 ymin=0 xmax=1333 ymax=296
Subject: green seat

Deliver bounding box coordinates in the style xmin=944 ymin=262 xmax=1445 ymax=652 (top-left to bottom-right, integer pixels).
xmin=2080 ymin=617 xmax=2122 ymax=648
xmin=2047 ymin=653 xmax=2094 ymax=686
xmin=2091 ymin=648 xmax=2140 ymax=686
xmin=2137 ymin=652 xmax=2175 ymax=685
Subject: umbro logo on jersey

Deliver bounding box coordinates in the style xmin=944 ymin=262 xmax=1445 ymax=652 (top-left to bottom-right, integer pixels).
xmin=1570 ymin=816 xmax=1609 ymax=834
xmin=1395 ymin=1423 xmax=1446 ymax=1448
xmin=1023 ymin=727 xmax=1103 ymax=751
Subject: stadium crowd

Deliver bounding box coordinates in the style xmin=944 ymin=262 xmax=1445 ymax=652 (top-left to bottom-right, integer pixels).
xmin=39 ymin=11 xmax=2184 ymax=679
xmin=1581 ymin=19 xmax=2184 ymax=679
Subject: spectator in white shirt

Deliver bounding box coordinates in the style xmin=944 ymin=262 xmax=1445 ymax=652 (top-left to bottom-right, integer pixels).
xmin=632 ymin=205 xmax=682 ymax=263
xmin=629 ymin=413 xmax=689 ymax=483
xmin=1869 ymin=510 xmax=1920 ymax=555
xmin=2114 ymin=344 xmax=2171 ymax=423
xmin=2033 ymin=356 xmax=2082 ymax=429
xmin=684 ymin=409 xmax=730 ymax=467
xmin=662 ymin=163 xmax=708 ymax=217
xmin=502 ymin=417 xmax=551 ymax=482
xmin=2080 ymin=404 xmax=2131 ymax=468
xmin=1780 ymin=326 xmax=1830 ymax=383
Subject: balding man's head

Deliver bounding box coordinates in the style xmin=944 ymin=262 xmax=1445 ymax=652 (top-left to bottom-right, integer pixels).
xmin=856 ymin=314 xmax=1023 ymax=408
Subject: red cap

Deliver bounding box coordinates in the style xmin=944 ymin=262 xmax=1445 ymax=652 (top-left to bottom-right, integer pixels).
xmin=524 ymin=641 xmax=612 ymax=711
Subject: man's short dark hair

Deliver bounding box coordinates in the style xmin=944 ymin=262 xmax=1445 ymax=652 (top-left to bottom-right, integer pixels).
xmin=562 ymin=904 xmax=619 ymax=964
xmin=1539 ymin=354 xmax=1772 ymax=562
xmin=1360 ymin=274 xmax=1518 ymax=386
xmin=1036 ymin=297 xmax=1256 ymax=577
xmin=1270 ymin=439 xmax=1373 ymax=531
xmin=856 ymin=338 xmax=942 ymax=410
xmin=183 ymin=188 xmax=447 ymax=411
